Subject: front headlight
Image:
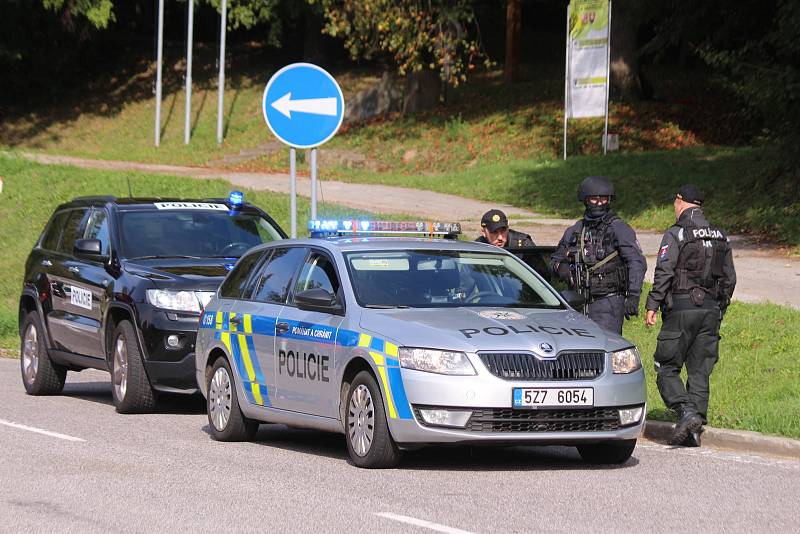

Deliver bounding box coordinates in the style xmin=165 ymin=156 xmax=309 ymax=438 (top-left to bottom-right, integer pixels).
xmin=612 ymin=347 xmax=642 ymax=374
xmin=146 ymin=289 xmax=206 ymax=313
xmin=398 ymin=347 xmax=476 ymax=376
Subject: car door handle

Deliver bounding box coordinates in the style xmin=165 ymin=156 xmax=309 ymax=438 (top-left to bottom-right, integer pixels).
xmin=276 ymin=322 xmax=289 ymax=334
xmin=229 ymin=316 xmax=241 ymax=326
xmin=68 ymin=266 xmax=80 ymax=273
xmin=41 ymin=260 xmax=52 ymax=267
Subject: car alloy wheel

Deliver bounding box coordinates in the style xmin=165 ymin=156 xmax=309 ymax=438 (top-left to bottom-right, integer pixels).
xmin=113 ymin=335 xmax=128 ymax=402
xmin=209 ymin=366 xmax=233 ymax=432
xmin=348 ymin=384 xmax=375 ymax=457
xmin=21 ymin=323 xmax=39 ymax=385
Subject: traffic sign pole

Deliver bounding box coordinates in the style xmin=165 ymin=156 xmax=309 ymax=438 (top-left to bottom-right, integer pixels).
xmin=154 ymin=0 xmax=164 ymax=147
xmin=290 ymin=147 xmax=297 ymax=238
xmin=184 ymin=0 xmax=194 ymax=145
xmin=310 ymin=148 xmax=318 ymax=220
xmin=217 ymin=0 xmax=227 ymax=145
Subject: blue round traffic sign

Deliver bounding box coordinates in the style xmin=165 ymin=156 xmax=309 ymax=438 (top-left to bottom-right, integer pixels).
xmin=262 ymin=63 xmax=345 ymax=149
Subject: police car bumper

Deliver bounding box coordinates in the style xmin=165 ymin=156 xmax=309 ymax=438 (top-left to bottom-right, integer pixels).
xmin=388 ymin=366 xmax=645 ymax=445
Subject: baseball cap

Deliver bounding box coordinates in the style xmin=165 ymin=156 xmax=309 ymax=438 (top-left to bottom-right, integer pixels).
xmin=676 ymin=185 xmax=705 ymax=206
xmin=480 ymin=209 xmax=509 ymax=232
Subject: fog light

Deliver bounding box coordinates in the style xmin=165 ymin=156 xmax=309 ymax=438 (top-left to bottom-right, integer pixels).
xmin=166 ymin=335 xmax=181 ymax=348
xmin=619 ymin=406 xmax=644 ymax=426
xmin=417 ymin=408 xmax=472 ymax=428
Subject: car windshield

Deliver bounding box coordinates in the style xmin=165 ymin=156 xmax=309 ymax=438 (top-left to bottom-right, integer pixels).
xmin=344 ymin=250 xmax=564 ymax=309
xmin=119 ymin=209 xmax=282 ymax=259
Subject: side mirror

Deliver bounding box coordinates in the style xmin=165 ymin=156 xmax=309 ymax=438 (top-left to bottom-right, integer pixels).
xmin=294 ymin=288 xmax=342 ymax=315
xmin=560 ymin=289 xmax=585 ymax=310
xmin=74 ymin=239 xmax=109 ymax=262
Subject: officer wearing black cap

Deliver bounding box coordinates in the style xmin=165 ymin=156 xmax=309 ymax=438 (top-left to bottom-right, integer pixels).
xmin=645 ymin=185 xmax=736 ymax=447
xmin=550 ymin=176 xmax=647 ymax=335
xmin=476 ymin=209 xmax=534 ymax=248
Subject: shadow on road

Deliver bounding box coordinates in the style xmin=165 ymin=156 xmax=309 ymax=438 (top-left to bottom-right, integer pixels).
xmin=60 ymin=380 xmax=205 ymax=415
xmin=206 ymin=423 xmax=641 ymax=471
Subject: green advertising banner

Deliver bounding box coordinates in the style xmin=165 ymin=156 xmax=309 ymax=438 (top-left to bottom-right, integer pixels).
xmin=567 ymin=0 xmax=610 ymax=118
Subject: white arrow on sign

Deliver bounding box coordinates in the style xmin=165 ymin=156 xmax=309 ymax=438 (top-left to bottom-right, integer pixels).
xmin=271 ymin=92 xmax=338 ymax=119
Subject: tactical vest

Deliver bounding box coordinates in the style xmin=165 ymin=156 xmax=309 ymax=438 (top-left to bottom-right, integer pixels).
xmin=568 ymin=214 xmax=626 ymax=297
xmin=672 ymin=221 xmax=728 ymax=297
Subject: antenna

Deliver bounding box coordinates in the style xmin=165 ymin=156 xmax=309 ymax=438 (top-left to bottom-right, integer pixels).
xmin=126 ymin=176 xmax=133 ymax=198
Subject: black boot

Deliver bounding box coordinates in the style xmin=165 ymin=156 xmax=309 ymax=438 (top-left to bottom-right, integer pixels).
xmin=668 ymin=409 xmax=702 ymax=446
xmin=682 ymin=427 xmax=703 ymax=447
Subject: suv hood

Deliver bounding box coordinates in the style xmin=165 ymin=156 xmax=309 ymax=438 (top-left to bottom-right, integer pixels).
xmin=123 ymin=257 xmax=235 ymax=291
xmin=359 ymin=307 xmax=632 ymax=354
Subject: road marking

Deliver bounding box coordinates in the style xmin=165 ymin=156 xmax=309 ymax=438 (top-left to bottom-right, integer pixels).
xmin=638 ymin=442 xmax=799 ymax=472
xmin=0 ymin=419 xmax=85 ymax=442
xmin=375 ymin=512 xmax=474 ymax=534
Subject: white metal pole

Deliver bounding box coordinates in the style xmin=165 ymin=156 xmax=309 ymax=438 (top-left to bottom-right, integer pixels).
xmin=184 ymin=0 xmax=194 ymax=145
xmin=310 ymin=148 xmax=318 ymax=220
xmin=603 ymin=0 xmax=612 ymax=155
xmin=290 ymin=148 xmax=297 ymax=238
xmin=216 ymin=0 xmax=227 ymax=145
xmin=563 ymin=2 xmax=570 ymax=161
xmin=154 ymin=0 xmax=164 ymax=147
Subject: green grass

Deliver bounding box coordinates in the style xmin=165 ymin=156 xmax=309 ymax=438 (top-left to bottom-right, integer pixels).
xmin=0 ymin=154 xmax=386 ymax=348
xmin=328 ymin=146 xmax=800 ymax=248
xmin=623 ymin=285 xmax=800 ymax=439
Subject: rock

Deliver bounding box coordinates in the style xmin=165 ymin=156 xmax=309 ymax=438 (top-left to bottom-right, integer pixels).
xmin=344 ymin=72 xmax=402 ymax=123
xmin=402 ymin=149 xmax=418 ymax=164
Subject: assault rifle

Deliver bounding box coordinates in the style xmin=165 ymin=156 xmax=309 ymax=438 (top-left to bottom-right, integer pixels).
xmin=567 ymin=250 xmax=590 ymax=315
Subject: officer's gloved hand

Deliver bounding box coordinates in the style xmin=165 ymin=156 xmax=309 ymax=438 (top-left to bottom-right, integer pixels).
xmin=556 ymin=262 xmax=572 ymax=285
xmin=624 ymin=294 xmax=640 ymax=320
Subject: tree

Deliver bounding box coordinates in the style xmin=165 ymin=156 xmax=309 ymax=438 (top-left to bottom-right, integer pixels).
xmin=314 ymin=0 xmax=492 ymax=112
xmin=504 ymin=0 xmax=521 ymax=83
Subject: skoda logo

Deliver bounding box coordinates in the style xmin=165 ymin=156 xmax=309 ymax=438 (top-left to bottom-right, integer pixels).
xmin=539 ymin=342 xmax=554 ymax=354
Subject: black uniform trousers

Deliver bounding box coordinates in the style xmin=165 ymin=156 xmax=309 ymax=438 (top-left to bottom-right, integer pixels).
xmin=588 ymin=294 xmax=625 ymax=335
xmin=653 ymin=299 xmax=721 ymax=423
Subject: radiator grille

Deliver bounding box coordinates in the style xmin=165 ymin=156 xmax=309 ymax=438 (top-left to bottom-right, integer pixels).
xmin=479 ymin=351 xmax=604 ymax=381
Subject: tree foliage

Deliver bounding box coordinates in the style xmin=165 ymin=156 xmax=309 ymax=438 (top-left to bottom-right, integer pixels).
xmin=313 ymin=0 xmax=492 ymax=88
xmin=42 ymin=0 xmax=115 ymax=30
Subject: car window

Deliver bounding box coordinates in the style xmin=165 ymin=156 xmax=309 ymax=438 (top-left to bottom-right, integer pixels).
xmin=293 ymin=251 xmax=340 ymax=298
xmin=41 ymin=211 xmax=69 ymax=251
xmin=219 ymin=250 xmax=265 ymax=299
xmin=84 ymin=209 xmax=110 ymax=255
xmin=345 ymin=250 xmax=563 ymax=309
xmin=252 ymin=247 xmax=307 ymax=304
xmin=57 ymin=209 xmax=90 ymax=255
xmin=119 ymin=208 xmax=282 ymax=259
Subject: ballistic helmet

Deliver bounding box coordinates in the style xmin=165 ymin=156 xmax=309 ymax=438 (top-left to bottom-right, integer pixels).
xmin=577 ymin=176 xmax=615 ymax=202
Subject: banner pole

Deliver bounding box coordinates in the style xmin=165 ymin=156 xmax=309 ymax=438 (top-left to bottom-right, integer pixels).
xmin=603 ymin=0 xmax=612 ymax=155
xmin=184 ymin=0 xmax=194 ymax=145
xmin=563 ymin=2 xmax=570 ymax=161
xmin=154 ymin=0 xmax=164 ymax=147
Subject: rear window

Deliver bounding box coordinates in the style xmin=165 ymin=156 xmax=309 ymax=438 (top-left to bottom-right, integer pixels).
xmin=57 ymin=209 xmax=90 ymax=255
xmin=41 ymin=211 xmax=69 ymax=251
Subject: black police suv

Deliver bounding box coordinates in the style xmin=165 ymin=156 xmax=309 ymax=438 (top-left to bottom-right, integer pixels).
xmin=19 ymin=193 xmax=286 ymax=413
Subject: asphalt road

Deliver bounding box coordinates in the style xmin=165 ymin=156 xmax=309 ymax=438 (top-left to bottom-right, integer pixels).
xmin=1 ymin=358 xmax=798 ymax=533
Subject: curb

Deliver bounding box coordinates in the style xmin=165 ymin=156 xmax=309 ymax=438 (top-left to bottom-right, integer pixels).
xmin=644 ymin=420 xmax=800 ymax=460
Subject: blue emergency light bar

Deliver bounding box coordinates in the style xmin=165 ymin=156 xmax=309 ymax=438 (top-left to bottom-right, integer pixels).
xmin=228 ymin=191 xmax=244 ymax=207
xmin=308 ymin=219 xmax=462 ymax=238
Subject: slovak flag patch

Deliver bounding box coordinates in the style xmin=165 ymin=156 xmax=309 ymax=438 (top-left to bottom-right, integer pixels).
xmin=659 ymin=245 xmax=669 ymax=257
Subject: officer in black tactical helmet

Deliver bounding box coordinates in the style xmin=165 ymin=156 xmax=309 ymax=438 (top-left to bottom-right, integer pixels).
xmin=645 ymin=185 xmax=736 ymax=447
xmin=550 ymin=176 xmax=647 ymax=335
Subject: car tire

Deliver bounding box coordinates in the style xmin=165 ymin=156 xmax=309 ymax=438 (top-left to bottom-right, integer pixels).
xmin=110 ymin=320 xmax=157 ymax=414
xmin=206 ymin=357 xmax=258 ymax=441
xmin=20 ymin=311 xmax=66 ymax=395
xmin=344 ymin=371 xmax=402 ymax=469
xmin=577 ymin=439 xmax=637 ymax=464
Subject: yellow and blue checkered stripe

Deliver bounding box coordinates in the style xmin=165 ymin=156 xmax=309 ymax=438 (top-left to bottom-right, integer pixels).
xmin=201 ymin=311 xmax=412 ymax=419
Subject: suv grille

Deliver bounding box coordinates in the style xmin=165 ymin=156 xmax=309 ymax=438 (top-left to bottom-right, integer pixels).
xmin=479 ymin=352 xmax=604 ymax=381
xmin=466 ymin=408 xmax=620 ymax=433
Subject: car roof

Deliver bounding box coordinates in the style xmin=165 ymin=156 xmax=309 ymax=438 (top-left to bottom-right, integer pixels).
xmin=249 ymin=237 xmax=506 ymax=255
xmin=54 ymin=197 xmax=263 ymax=213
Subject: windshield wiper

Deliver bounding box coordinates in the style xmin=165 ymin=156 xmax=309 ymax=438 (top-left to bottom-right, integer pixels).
xmin=129 ymin=255 xmax=206 ymax=260
xmin=364 ymin=304 xmax=411 ymax=309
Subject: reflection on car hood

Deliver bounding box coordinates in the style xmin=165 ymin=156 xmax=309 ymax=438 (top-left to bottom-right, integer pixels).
xmin=124 ymin=258 xmax=235 ymax=290
xmin=359 ymin=307 xmax=631 ymax=354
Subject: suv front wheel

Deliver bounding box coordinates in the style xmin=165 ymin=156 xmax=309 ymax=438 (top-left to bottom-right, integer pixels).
xmin=110 ymin=320 xmax=156 ymax=414
xmin=20 ymin=311 xmax=66 ymax=395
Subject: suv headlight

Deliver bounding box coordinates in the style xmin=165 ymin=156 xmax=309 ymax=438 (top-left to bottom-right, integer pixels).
xmin=398 ymin=347 xmax=476 ymax=376
xmin=146 ymin=289 xmax=211 ymax=313
xmin=612 ymin=347 xmax=642 ymax=374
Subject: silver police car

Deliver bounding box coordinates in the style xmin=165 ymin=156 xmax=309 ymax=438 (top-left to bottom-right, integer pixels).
xmin=195 ymin=221 xmax=645 ymax=468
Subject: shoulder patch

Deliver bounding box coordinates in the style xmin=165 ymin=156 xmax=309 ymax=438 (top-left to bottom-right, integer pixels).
xmin=659 ymin=244 xmax=669 ymax=258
